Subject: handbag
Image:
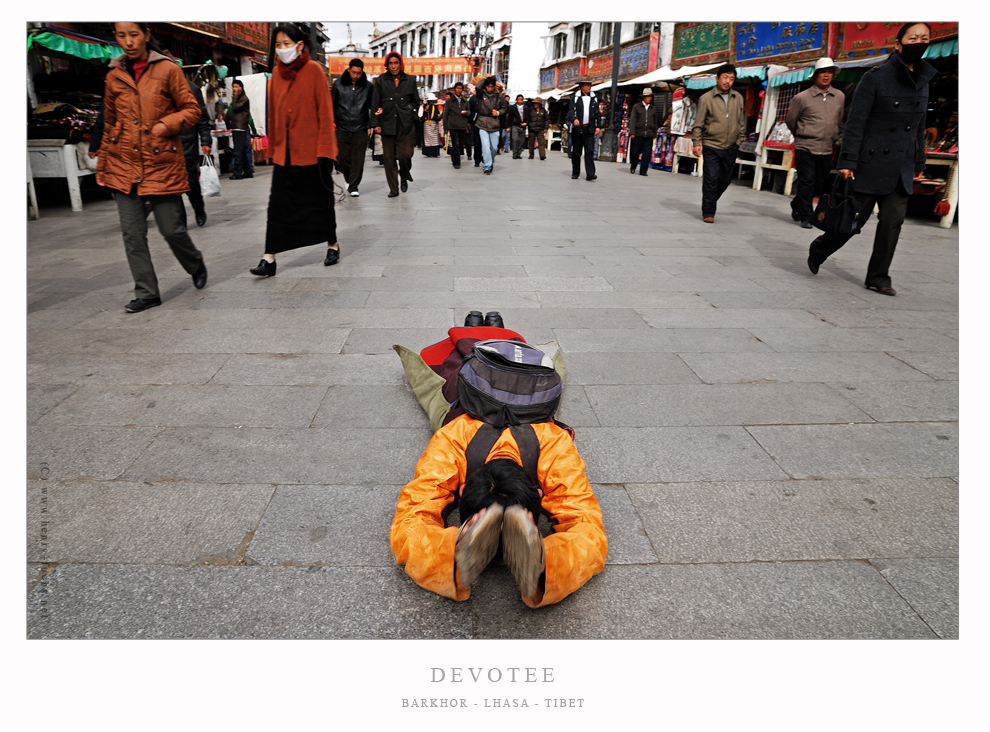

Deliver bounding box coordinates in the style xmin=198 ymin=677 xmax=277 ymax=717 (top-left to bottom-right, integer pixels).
xmin=199 ymin=156 xmax=221 ymax=197
xmin=813 ymin=176 xmax=863 ymax=236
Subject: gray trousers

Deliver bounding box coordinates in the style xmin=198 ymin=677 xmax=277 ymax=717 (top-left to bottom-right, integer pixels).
xmin=115 ymin=190 xmax=203 ymax=300
xmin=510 ymin=126 xmax=526 ymax=156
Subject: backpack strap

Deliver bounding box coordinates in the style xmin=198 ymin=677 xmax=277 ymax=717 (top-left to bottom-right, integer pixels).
xmin=463 ymin=423 xmax=541 ymax=487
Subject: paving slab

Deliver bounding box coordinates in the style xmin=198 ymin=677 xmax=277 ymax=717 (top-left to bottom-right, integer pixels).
xmin=555 ymin=327 xmax=772 ymax=354
xmin=28 ymin=425 xmax=161 ymax=480
xmin=120 ymin=427 xmax=429 ymax=485
xmin=746 ymin=326 xmax=960 ymax=353
xmin=27 ymin=353 xmax=232 ymax=386
xmin=577 ymin=427 xmax=789 ymax=483
xmin=811 ymin=307 xmax=959 ymax=330
xmin=467 ymin=562 xmax=936 ymax=639
xmin=27 ymin=384 xmax=81 ymax=423
xmin=870 ymin=558 xmax=959 ymax=639
xmin=126 ymin=327 xmax=350 ymax=354
xmin=748 ymin=422 xmax=958 ymax=479
xmin=27 ymin=564 xmax=472 ymax=639
xmin=888 ymin=351 xmax=959 ymax=380
xmin=247 ymin=484 xmax=401 ymax=566
xmin=561 ymin=352 xmax=703 ymax=385
xmin=314 ymin=385 xmax=431 ymax=430
xmin=592 ymin=485 xmax=659 ymax=564
xmin=680 ymin=351 xmax=936 ymax=384
xmin=826 ymin=381 xmax=958 ymax=422
xmin=638 ymin=307 xmax=827 ymax=329
xmin=627 ymin=478 xmax=957 ymax=564
xmin=26 ymin=480 xmax=274 ymax=564
xmin=210 ymin=353 xmax=406 ymax=386
xmin=538 ymin=291 xmax=712 ymax=309
xmin=585 ymin=383 xmax=870 ymax=426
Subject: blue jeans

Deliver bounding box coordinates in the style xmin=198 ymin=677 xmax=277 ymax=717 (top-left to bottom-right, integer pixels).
xmin=479 ymin=130 xmax=500 ymax=171
xmin=232 ymin=130 xmax=253 ymax=177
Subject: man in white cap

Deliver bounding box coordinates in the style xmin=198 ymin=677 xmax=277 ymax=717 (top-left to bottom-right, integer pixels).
xmin=628 ymin=87 xmax=660 ymax=176
xmin=786 ymin=57 xmax=845 ymax=228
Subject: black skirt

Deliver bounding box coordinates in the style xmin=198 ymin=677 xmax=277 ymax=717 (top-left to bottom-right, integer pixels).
xmin=265 ymin=154 xmax=336 ymax=254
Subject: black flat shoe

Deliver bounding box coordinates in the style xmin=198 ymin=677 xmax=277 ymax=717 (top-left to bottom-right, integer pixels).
xmin=587 ymin=175 xmax=597 ymax=181
xmin=571 ymin=174 xmax=579 ymax=179
xmin=400 ymin=180 xmax=408 ymax=192
xmin=464 ymin=310 xmax=484 ymax=327
xmin=192 ymin=261 xmax=207 ymax=289
xmin=195 ymin=211 xmax=207 ymax=227
xmin=388 ymin=191 xmax=399 ymax=198
xmin=250 ymin=259 xmax=276 ymax=277
xmin=639 ymin=171 xmax=648 ymax=176
xmin=125 ymin=296 xmax=162 ymax=313
xmin=808 ymin=256 xmax=820 ymax=275
xmin=484 ymin=311 xmax=504 ymax=328
xmin=800 ymin=220 xmax=813 ymax=229
xmin=791 ymin=210 xmax=802 ymax=222
xmin=867 ymin=284 xmax=897 ymax=296
xmin=324 ymin=247 xmax=340 ymax=266
xmin=630 ymin=167 xmax=637 ymax=174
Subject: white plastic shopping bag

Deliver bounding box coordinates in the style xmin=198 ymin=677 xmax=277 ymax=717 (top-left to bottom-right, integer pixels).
xmin=199 ymin=156 xmax=221 ymax=197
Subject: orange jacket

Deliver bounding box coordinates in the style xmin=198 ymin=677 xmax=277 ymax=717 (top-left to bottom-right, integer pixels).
xmin=390 ymin=416 xmax=607 ymax=608
xmin=98 ymin=51 xmax=201 ymax=196
xmin=267 ymin=53 xmax=337 ymax=166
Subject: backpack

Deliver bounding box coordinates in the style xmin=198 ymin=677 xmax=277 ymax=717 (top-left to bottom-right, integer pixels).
xmin=456 ymin=339 xmax=564 ymax=485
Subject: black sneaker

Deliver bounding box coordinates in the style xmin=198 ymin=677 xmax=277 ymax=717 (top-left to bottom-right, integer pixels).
xmin=125 ymin=296 xmax=162 ymax=313
xmin=464 ymin=310 xmax=484 ymax=327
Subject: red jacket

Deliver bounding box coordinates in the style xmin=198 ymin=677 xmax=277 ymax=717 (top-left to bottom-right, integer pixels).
xmin=267 ymin=52 xmax=337 ymax=165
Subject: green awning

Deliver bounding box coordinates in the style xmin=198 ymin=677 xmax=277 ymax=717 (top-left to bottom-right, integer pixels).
xmin=685 ymin=65 xmax=766 ymax=89
xmin=770 ymin=67 xmax=812 ymax=87
xmin=27 ymin=31 xmax=123 ymax=61
xmin=923 ymin=39 xmax=958 ymax=59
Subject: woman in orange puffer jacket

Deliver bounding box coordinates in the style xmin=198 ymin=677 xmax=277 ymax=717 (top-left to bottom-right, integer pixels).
xmin=97 ymin=22 xmax=207 ymax=313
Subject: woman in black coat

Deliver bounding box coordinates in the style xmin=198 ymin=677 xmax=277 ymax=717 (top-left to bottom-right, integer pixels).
xmin=807 ymin=22 xmax=937 ymax=296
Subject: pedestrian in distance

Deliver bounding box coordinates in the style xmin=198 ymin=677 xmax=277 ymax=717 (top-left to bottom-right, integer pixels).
xmin=96 ymin=22 xmax=207 ymax=313
xmin=565 ymin=76 xmax=602 ymax=181
xmin=629 ymin=87 xmax=660 ymax=176
xmin=421 ymin=93 xmax=443 ymax=157
xmin=372 ymin=51 xmax=419 ymax=197
xmin=177 ymin=72 xmax=213 ymax=228
xmin=692 ymin=64 xmax=746 ymax=223
xmin=227 ymin=79 xmax=255 ymax=181
xmin=526 ymin=97 xmax=549 ymax=160
xmin=331 ymin=58 xmax=373 ymax=197
xmin=442 ymin=81 xmax=471 ymax=169
xmin=470 ymin=76 xmax=507 ymax=175
xmin=250 ymin=24 xmax=340 ymax=277
xmin=786 ymin=57 xmax=845 ymax=228
xmin=507 ymin=94 xmax=528 ymax=158
xmin=807 ymin=23 xmax=937 ymax=297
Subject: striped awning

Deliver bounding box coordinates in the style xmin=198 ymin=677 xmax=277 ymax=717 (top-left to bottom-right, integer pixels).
xmin=684 ymin=65 xmax=767 ymax=89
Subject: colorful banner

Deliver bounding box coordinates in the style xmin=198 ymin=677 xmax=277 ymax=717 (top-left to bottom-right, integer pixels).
xmin=540 ymin=66 xmax=557 ymax=92
xmin=734 ymin=22 xmax=825 ymax=63
xmin=557 ymin=58 xmax=583 ymax=88
xmin=838 ymin=22 xmax=958 ymax=59
xmin=225 ymin=22 xmax=269 ymax=54
xmin=618 ymin=35 xmax=655 ymax=77
xmin=585 ymin=48 xmax=613 ymax=82
xmin=673 ymin=22 xmax=732 ymax=66
xmin=325 ymin=56 xmax=474 ymax=76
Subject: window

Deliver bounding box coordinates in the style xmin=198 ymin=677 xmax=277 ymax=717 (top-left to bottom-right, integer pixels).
xmin=599 ymin=23 xmax=613 ymax=49
xmin=633 ymin=22 xmax=656 ymax=38
xmin=575 ymin=23 xmax=591 ymax=54
xmin=553 ymin=32 xmax=567 ymax=59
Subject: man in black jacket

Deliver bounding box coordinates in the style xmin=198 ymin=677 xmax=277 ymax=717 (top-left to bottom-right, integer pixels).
xmin=628 ymin=87 xmax=660 ymax=176
xmin=565 ymin=77 xmax=602 ymax=181
xmin=807 ymin=23 xmax=937 ymax=296
xmin=227 ymin=79 xmax=254 ymax=181
xmin=526 ymin=97 xmax=550 ymax=160
xmin=442 ymin=82 xmax=471 ymax=169
xmin=332 ymin=58 xmax=373 ymax=196
xmin=181 ymin=79 xmax=213 ymax=227
xmin=372 ymin=52 xmax=419 ymax=197
xmin=506 ymin=94 xmax=528 ymax=159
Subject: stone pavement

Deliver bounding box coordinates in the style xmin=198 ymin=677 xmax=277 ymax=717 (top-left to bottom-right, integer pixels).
xmin=26 ymin=147 xmax=958 ymax=639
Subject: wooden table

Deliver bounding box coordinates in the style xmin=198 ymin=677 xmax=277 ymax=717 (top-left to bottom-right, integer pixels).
xmin=27 ymin=139 xmax=94 ymax=213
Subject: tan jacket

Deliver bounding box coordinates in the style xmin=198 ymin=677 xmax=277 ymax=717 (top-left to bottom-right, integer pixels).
xmin=785 ymin=85 xmax=845 ymax=155
xmin=691 ymin=87 xmax=746 ymax=150
xmin=98 ymin=51 xmax=201 ymax=196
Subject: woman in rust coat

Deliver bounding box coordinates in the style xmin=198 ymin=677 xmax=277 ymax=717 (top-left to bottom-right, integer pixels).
xmin=97 ymin=22 xmax=207 ymax=313
xmin=250 ymin=25 xmax=339 ymax=276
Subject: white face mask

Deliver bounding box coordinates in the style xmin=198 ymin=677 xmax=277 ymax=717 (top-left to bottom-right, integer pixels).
xmin=276 ymin=44 xmax=300 ymax=65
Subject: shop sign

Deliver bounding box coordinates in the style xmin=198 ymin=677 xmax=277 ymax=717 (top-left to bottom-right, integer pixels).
xmin=540 ymin=66 xmax=558 ymax=92
xmin=225 ymin=22 xmax=269 ymax=54
xmin=171 ymin=22 xmax=224 ymax=38
xmin=618 ymin=35 xmax=654 ymax=78
xmin=734 ymin=22 xmax=825 ymax=63
xmin=838 ymin=22 xmax=958 ymax=59
xmin=557 ymin=59 xmax=582 ymax=88
xmin=586 ymin=48 xmax=613 ymax=82
xmin=326 ymin=56 xmax=474 ymax=76
xmin=673 ymin=22 xmax=731 ymax=65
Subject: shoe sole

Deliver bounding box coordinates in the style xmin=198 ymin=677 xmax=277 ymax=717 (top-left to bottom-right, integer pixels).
xmin=454 ymin=503 xmax=504 ymax=587
xmin=501 ymin=506 xmax=544 ymax=599
xmin=125 ymin=302 xmax=161 ymax=313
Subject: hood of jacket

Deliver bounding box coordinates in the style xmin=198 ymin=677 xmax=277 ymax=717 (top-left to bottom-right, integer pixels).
xmin=108 ymin=49 xmax=174 ymax=72
xmin=384 ymin=51 xmax=405 ymax=76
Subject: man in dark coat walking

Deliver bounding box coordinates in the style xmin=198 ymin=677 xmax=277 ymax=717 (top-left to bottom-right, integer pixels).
xmin=180 ymin=79 xmax=213 ymax=227
xmin=332 ymin=58 xmax=373 ymax=196
xmin=526 ymin=97 xmax=550 ymax=160
xmin=442 ymin=81 xmax=471 ymax=169
xmin=807 ymin=23 xmax=937 ymax=296
xmin=565 ymin=76 xmax=602 ymax=181
xmin=372 ymin=51 xmax=419 ymax=197
xmin=628 ymin=87 xmax=660 ymax=176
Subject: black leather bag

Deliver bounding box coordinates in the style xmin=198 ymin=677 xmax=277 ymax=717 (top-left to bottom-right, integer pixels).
xmin=813 ymin=176 xmax=864 ymax=236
